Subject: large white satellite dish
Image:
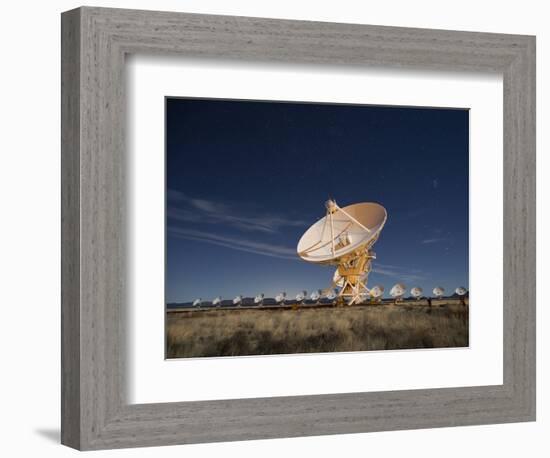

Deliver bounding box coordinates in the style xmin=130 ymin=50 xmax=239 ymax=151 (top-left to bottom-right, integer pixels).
xmin=192 ymin=298 xmax=202 ymax=307
xmin=212 ymin=296 xmax=222 ymax=307
xmin=254 ymin=293 xmax=264 ymax=306
xmin=297 ymin=199 xmax=387 ymax=305
xmin=390 ymin=283 xmax=406 ymax=302
xmin=410 ymin=287 xmax=423 ymax=300
xmin=233 ymin=295 xmax=243 ymax=306
xmin=275 ymin=292 xmax=287 ymax=305
xmin=433 ymin=287 xmax=445 ymax=299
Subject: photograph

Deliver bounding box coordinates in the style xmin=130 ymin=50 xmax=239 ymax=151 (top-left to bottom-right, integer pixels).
xmin=165 ymin=97 xmax=470 ymax=359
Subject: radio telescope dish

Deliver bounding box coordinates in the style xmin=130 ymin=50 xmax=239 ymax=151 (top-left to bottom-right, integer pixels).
xmin=369 ymin=285 xmax=384 ymax=299
xmin=297 ymin=200 xmax=387 ymax=305
xmin=233 ymin=295 xmax=243 ymax=306
xmin=369 ymin=285 xmax=384 ymax=302
xmin=254 ymin=293 xmax=264 ymax=306
xmin=455 ymin=287 xmax=467 ymax=296
xmin=326 ymin=291 xmax=337 ymax=304
xmin=410 ymin=287 xmax=423 ymax=300
xmin=332 ymin=269 xmax=344 ymax=288
xmin=390 ymin=283 xmax=406 ymax=302
xmin=295 ymin=290 xmax=307 ymax=303
xmin=275 ymin=292 xmax=287 ymax=304
xmin=310 ymin=290 xmax=321 ymax=303
xmin=212 ymin=296 xmax=222 ymax=307
xmin=192 ymin=298 xmax=202 ymax=307
xmin=298 ymin=200 xmax=387 ymax=263
xmin=433 ymin=287 xmax=445 ymax=299
xmin=455 ymin=286 xmax=468 ymax=306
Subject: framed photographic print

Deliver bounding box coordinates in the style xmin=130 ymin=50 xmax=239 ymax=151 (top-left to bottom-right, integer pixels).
xmin=61 ymin=6 xmax=535 ymax=450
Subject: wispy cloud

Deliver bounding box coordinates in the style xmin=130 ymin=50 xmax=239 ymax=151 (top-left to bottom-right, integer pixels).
xmin=168 ymin=226 xmax=297 ymax=260
xmin=167 ymin=189 xmax=306 ymax=234
xmin=168 ymin=227 xmax=427 ymax=281
xmin=167 ymin=191 xmax=430 ymax=278
xmin=421 ymin=237 xmax=446 ymax=244
xmin=372 ymin=263 xmax=425 ymax=283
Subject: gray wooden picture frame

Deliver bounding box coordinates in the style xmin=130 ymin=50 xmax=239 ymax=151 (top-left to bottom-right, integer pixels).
xmin=61 ymin=6 xmax=536 ymax=451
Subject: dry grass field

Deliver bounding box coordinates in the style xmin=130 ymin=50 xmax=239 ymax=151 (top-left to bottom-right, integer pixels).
xmin=166 ymin=302 xmax=469 ymax=358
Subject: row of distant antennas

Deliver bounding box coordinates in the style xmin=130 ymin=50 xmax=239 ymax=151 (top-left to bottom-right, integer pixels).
xmin=192 ymin=290 xmax=334 ymax=308
xmin=191 ymin=286 xmax=467 ymax=307
xmin=388 ymin=285 xmax=468 ymax=301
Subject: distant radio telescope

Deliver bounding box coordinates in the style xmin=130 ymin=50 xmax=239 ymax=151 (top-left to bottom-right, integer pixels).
xmin=369 ymin=285 xmax=385 ymax=300
xmin=432 ymin=287 xmax=445 ymax=299
xmin=295 ymin=290 xmax=307 ymax=303
xmin=411 ymin=287 xmax=423 ymax=300
xmin=254 ymin=293 xmax=264 ymax=306
xmin=297 ymin=199 xmax=387 ymax=305
xmin=192 ymin=298 xmax=202 ymax=307
xmin=275 ymin=292 xmax=287 ymax=305
xmin=390 ymin=283 xmax=406 ymax=302
xmin=332 ymin=269 xmax=344 ymax=288
xmin=325 ymin=289 xmax=337 ymax=301
xmin=233 ymin=295 xmax=243 ymax=306
xmin=455 ymin=286 xmax=468 ymax=305
xmin=310 ymin=290 xmax=321 ymax=304
xmin=455 ymin=287 xmax=467 ymax=296
xmin=212 ymin=296 xmax=222 ymax=307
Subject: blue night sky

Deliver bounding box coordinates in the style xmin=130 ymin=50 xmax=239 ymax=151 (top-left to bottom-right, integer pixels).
xmin=166 ymin=98 xmax=469 ymax=303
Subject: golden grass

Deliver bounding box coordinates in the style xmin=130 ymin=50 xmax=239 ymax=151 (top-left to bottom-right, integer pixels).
xmin=166 ymin=303 xmax=469 ymax=358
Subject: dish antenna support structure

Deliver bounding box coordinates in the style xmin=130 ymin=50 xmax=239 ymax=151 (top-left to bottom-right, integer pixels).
xmin=297 ymin=199 xmax=387 ymax=305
